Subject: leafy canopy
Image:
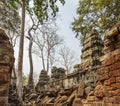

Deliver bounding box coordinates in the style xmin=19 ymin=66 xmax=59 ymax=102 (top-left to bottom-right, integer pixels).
xmin=72 ymin=0 xmax=120 ymax=44
xmin=0 ymin=0 xmax=21 ymax=46
xmin=9 ymin=0 xmax=65 ymax=23
xmin=0 ymin=0 xmax=20 ymax=32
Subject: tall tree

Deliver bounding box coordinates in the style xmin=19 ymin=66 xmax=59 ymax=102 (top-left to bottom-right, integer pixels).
xmin=59 ymin=46 xmax=77 ymax=75
xmin=26 ymin=15 xmax=39 ymax=89
xmin=72 ymin=0 xmax=120 ymax=44
xmin=33 ymin=21 xmax=63 ymax=73
xmin=17 ymin=0 xmax=26 ymax=103
xmin=9 ymin=0 xmax=65 ymax=103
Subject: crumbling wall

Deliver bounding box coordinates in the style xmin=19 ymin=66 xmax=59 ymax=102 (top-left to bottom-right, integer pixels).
xmin=0 ymin=28 xmax=14 ymax=106
xmin=23 ymin=23 xmax=120 ymax=106
xmin=86 ymin=23 xmax=120 ymax=106
xmin=75 ymin=31 xmax=104 ymax=100
xmin=51 ymin=67 xmax=66 ymax=89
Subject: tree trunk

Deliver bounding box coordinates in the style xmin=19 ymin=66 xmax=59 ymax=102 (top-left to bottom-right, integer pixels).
xmin=27 ymin=37 xmax=34 ymax=89
xmin=17 ymin=0 xmax=26 ymax=104
xmin=41 ymin=50 xmax=45 ymax=71
xmin=46 ymin=51 xmax=50 ymax=73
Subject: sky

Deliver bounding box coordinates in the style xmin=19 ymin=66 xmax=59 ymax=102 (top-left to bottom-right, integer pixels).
xmin=56 ymin=0 xmax=80 ymax=52
xmin=14 ymin=0 xmax=81 ymax=77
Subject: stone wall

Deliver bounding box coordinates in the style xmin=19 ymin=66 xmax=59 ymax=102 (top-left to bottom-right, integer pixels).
xmin=51 ymin=67 xmax=66 ymax=89
xmin=74 ymin=31 xmax=104 ymax=99
xmin=23 ymin=23 xmax=120 ymax=106
xmin=86 ymin=23 xmax=120 ymax=106
xmin=42 ymin=31 xmax=104 ymax=93
xmin=0 ymin=28 xmax=14 ymax=106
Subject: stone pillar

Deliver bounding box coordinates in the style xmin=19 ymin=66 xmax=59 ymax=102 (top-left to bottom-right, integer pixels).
xmin=36 ymin=70 xmax=49 ymax=92
xmin=81 ymin=31 xmax=104 ymax=68
xmin=77 ymin=31 xmax=104 ymax=98
xmin=0 ymin=29 xmax=14 ymax=106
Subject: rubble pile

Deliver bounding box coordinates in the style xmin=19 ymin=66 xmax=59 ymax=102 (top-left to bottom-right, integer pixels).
xmin=24 ymin=86 xmax=77 ymax=106
xmin=8 ymin=84 xmax=20 ymax=106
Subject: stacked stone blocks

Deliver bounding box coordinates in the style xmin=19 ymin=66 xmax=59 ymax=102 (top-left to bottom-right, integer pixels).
xmin=0 ymin=28 xmax=14 ymax=105
xmin=86 ymin=23 xmax=120 ymax=106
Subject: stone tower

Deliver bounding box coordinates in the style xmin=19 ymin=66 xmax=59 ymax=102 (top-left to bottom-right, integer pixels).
xmin=76 ymin=30 xmax=104 ymax=98
xmin=36 ymin=70 xmax=49 ymax=92
xmin=51 ymin=67 xmax=66 ymax=88
xmin=0 ymin=28 xmax=14 ymax=105
xmin=51 ymin=67 xmax=65 ymax=81
xmin=81 ymin=30 xmax=104 ymax=69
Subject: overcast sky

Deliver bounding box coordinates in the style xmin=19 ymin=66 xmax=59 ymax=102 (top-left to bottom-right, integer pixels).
xmin=15 ymin=0 xmax=81 ymax=77
xmin=56 ymin=0 xmax=80 ymax=55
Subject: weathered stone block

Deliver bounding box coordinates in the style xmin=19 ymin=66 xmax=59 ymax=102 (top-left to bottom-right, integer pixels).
xmin=111 ymin=62 xmax=120 ymax=72
xmin=109 ymin=63 xmax=117 ymax=71
xmin=104 ymin=103 xmax=115 ymax=106
xmin=113 ymin=96 xmax=120 ymax=104
xmin=94 ymin=85 xmax=105 ymax=98
xmin=110 ymin=89 xmax=120 ymax=96
xmin=0 ymin=66 xmax=10 ymax=73
xmin=87 ymin=96 xmax=96 ymax=102
xmin=85 ymin=86 xmax=92 ymax=96
xmin=109 ymin=70 xmax=120 ymax=77
xmin=0 ymin=73 xmax=10 ymax=85
xmin=104 ymin=77 xmax=116 ymax=86
xmin=67 ymin=90 xmax=76 ymax=105
xmin=103 ymin=97 xmax=114 ymax=103
xmin=98 ymin=68 xmax=105 ymax=75
xmin=106 ymin=26 xmax=118 ymax=39
xmin=104 ymin=56 xmax=115 ymax=66
xmin=99 ymin=74 xmax=109 ymax=81
xmin=111 ymin=83 xmax=120 ymax=89
xmin=104 ymin=39 xmax=112 ymax=47
xmin=116 ymin=77 xmax=120 ymax=83
xmin=77 ymin=81 xmax=85 ymax=97
xmin=72 ymin=98 xmax=84 ymax=106
xmin=115 ymin=54 xmax=120 ymax=62
xmin=0 ymin=97 xmax=8 ymax=106
xmin=113 ymin=48 xmax=120 ymax=55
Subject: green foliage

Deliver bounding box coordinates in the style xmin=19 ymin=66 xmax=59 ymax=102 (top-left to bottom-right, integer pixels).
xmin=23 ymin=74 xmax=28 ymax=86
xmin=0 ymin=0 xmax=21 ymax=44
xmin=72 ymin=0 xmax=120 ymax=45
xmin=8 ymin=0 xmax=65 ymax=24
xmin=32 ymin=0 xmax=65 ymax=23
xmin=8 ymin=0 xmax=21 ymax=9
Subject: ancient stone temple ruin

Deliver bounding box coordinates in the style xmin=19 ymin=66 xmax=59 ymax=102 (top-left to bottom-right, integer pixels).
xmin=81 ymin=30 xmax=104 ymax=68
xmin=36 ymin=70 xmax=49 ymax=92
xmin=0 ymin=28 xmax=14 ymax=105
xmin=51 ymin=67 xmax=66 ymax=88
xmin=5 ymin=23 xmax=120 ymax=106
xmin=90 ymin=24 xmax=120 ymax=105
xmin=65 ymin=31 xmax=104 ymax=94
xmin=76 ymin=30 xmax=104 ymax=98
xmin=31 ymin=24 xmax=120 ymax=106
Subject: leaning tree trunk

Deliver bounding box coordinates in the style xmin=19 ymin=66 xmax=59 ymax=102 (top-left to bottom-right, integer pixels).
xmin=17 ymin=0 xmax=26 ymax=104
xmin=27 ymin=37 xmax=34 ymax=89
